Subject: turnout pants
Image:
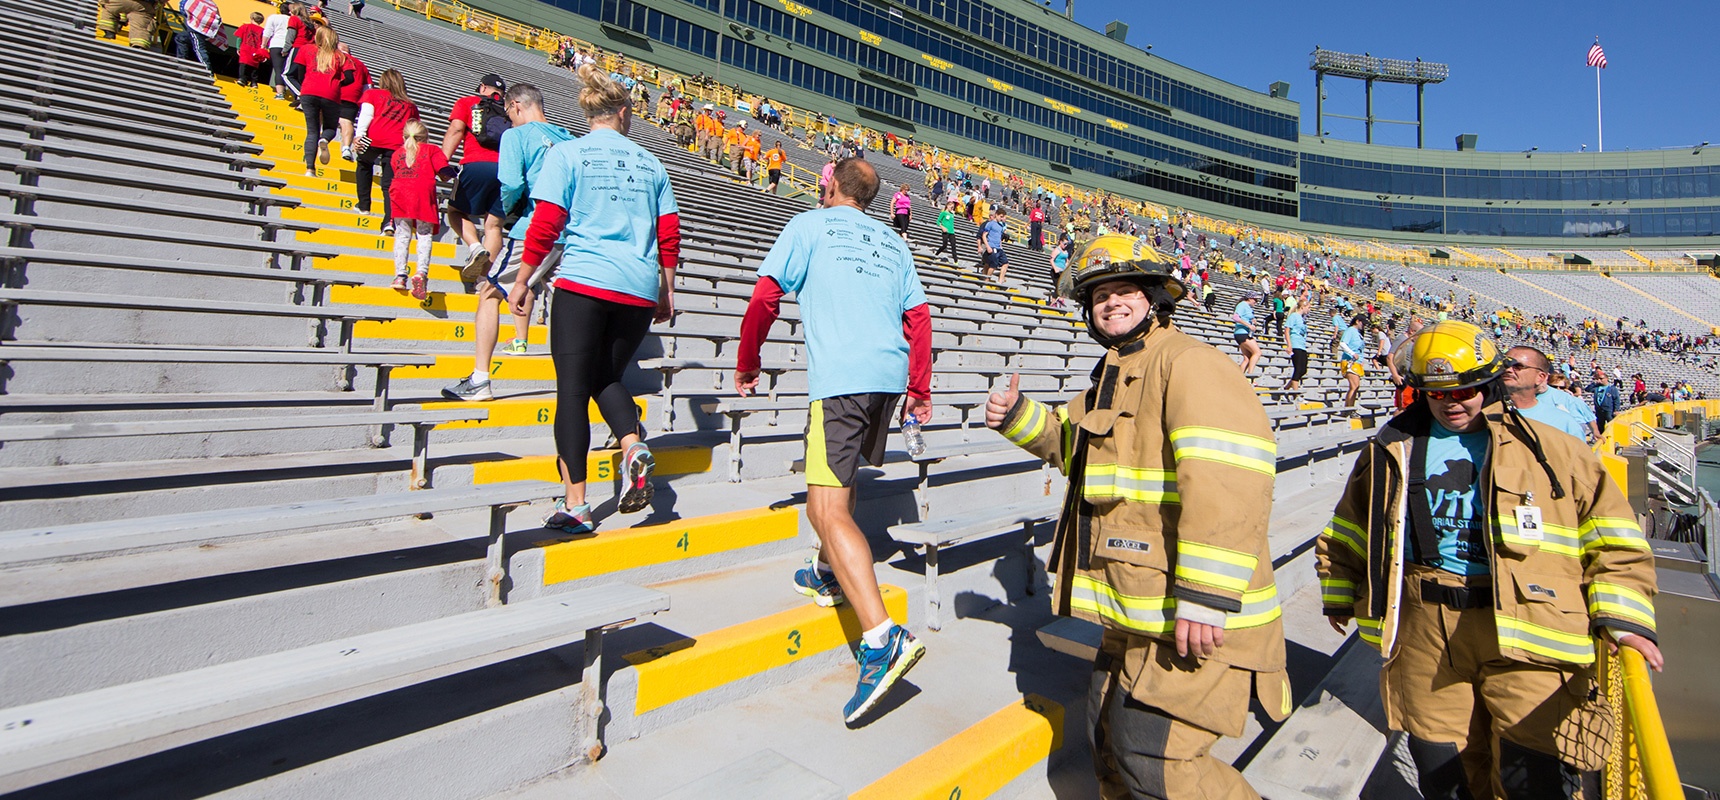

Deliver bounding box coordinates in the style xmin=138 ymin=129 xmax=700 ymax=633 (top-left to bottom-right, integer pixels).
xmin=97 ymin=0 xmax=157 ymax=47
xmin=1385 ymin=567 xmax=1606 ymax=800
xmin=1089 ymin=631 xmax=1266 ymax=800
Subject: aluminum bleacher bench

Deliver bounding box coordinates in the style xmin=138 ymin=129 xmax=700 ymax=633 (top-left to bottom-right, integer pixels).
xmin=0 ymin=131 xmax=285 ymax=191
xmin=0 ymin=82 xmax=246 ymax=139
xmin=1 ymin=116 xmax=273 ymax=171
xmin=0 ymin=184 xmax=311 ymax=239
xmin=887 ymin=443 xmax=1059 ymax=629
xmin=0 ymin=288 xmax=393 ymax=350
xmin=0 ymin=248 xmax=362 ymax=302
xmin=0 ymin=583 xmax=670 ymax=793
xmin=0 ymin=154 xmax=301 ymax=214
xmin=1 ymin=107 xmax=264 ymax=156
xmin=0 ymin=407 xmax=486 ymax=487
xmin=0 ymin=214 xmax=335 ymax=270
xmin=0 ymin=344 xmax=433 ymax=406
xmin=0 ymin=479 xmax=561 ymax=604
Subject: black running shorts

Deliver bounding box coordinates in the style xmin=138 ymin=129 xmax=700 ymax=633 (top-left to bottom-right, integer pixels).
xmin=805 ymin=393 xmax=901 ymax=488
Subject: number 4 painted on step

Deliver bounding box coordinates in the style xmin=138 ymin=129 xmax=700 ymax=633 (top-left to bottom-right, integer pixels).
xmin=675 ymin=532 xmax=689 ymax=552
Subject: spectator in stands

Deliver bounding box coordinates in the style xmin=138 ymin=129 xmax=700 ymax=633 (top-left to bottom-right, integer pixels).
xmin=292 ymin=26 xmax=353 ymax=177
xmin=1503 ymin=347 xmax=1591 ymax=442
xmin=932 ymin=200 xmax=960 ymax=265
xmin=1286 ymin=296 xmax=1308 ymax=390
xmin=261 ymin=2 xmax=298 ymax=99
xmin=334 ymin=43 xmax=371 ymax=160
xmin=1387 ymin=318 xmax=1425 ymax=410
xmin=1322 ymin=320 xmax=1661 ymax=800
xmin=1027 ymin=200 xmax=1045 ymax=251
xmin=1332 ymin=314 xmax=1367 ymax=408
xmin=978 ymin=208 xmax=1008 ymax=284
xmin=386 ymin=119 xmax=446 ymax=299
xmin=518 ymin=64 xmax=679 ymax=533
xmin=890 ymin=185 xmax=912 ymax=243
xmin=97 ymin=0 xmax=160 ymax=48
xmin=734 ymin=158 xmax=931 ymax=725
xmin=442 ymin=74 xmax=510 ymax=283
xmin=1232 ymin=292 xmax=1262 ymax=378
xmin=443 ymin=82 xmax=574 ymax=403
xmin=989 ymin=236 xmax=1285 ymax=798
xmin=172 ymin=0 xmax=223 ymax=71
xmin=352 ymin=68 xmax=419 ymax=228
xmin=762 ymin=140 xmax=785 ymax=193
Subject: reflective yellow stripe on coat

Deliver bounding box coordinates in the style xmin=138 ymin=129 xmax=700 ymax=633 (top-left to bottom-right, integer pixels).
xmin=1068 ymin=575 xmax=1281 ymax=635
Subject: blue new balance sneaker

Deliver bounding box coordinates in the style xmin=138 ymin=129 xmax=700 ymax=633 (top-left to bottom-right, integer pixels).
xmin=843 ymin=625 xmax=925 ymax=725
xmin=793 ymin=563 xmax=845 ymax=607
xmin=542 ymin=499 xmax=594 ymax=535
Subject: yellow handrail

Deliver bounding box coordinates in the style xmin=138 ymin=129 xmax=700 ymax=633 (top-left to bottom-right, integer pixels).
xmin=1614 ymin=647 xmax=1682 ymax=800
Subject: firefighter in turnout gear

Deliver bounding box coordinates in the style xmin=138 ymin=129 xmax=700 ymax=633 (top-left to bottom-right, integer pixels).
xmin=987 ymin=234 xmax=1289 ymax=799
xmin=1319 ymin=320 xmax=1664 ymax=800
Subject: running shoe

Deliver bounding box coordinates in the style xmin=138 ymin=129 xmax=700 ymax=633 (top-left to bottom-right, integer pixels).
xmin=616 ymin=442 xmax=655 ymax=513
xmin=390 ymin=274 xmax=407 ymax=291
xmin=501 ymin=338 xmax=529 ymax=355
xmin=317 ymin=138 xmax=331 ymax=166
xmin=793 ymin=562 xmax=845 ymax=607
xmin=843 ymin=625 xmax=925 ymax=725
xmin=340 ymin=145 xmax=353 ymax=161
xmin=542 ymin=498 xmax=595 ymax=535
xmin=409 ymin=273 xmax=428 ymax=301
xmin=441 ymin=376 xmax=493 ymax=402
xmin=460 ymin=247 xmax=492 ymax=284
xmin=381 ymin=219 xmax=395 ymax=236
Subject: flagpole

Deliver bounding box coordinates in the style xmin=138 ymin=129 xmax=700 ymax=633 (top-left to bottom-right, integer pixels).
xmin=1596 ymin=63 xmax=1604 ymax=153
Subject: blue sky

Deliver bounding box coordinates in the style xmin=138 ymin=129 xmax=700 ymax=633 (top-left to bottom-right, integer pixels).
xmin=1070 ymin=0 xmax=1717 ymax=154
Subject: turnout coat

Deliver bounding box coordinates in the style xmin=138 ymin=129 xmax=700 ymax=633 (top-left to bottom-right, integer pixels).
xmin=998 ymin=320 xmax=1288 ymax=736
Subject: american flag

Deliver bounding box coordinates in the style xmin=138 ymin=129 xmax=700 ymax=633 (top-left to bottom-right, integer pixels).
xmin=1587 ymin=41 xmax=1608 ymax=69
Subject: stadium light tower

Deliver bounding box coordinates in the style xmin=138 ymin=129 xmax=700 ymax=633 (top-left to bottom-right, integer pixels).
xmin=1311 ymin=48 xmax=1449 ymax=148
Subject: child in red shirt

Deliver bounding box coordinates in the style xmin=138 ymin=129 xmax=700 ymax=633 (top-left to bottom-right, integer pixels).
xmin=236 ymin=13 xmax=269 ymax=87
xmin=388 ymin=120 xmax=449 ymax=300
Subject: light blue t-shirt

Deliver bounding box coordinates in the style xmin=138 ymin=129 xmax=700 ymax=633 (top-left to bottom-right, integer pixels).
xmin=758 ymin=205 xmax=928 ymax=400
xmin=531 ymin=128 xmax=678 ymax=302
xmin=1516 ymin=393 xmax=1590 ymax=441
xmin=981 ymin=219 xmax=1005 ymax=250
xmin=498 ymin=121 xmax=575 ymax=240
xmin=1232 ymin=301 xmax=1253 ymax=337
xmin=1425 ymin=424 xmax=1491 ymax=576
xmin=1287 ymin=312 xmax=1307 ymax=351
xmin=1542 ymin=386 xmax=1597 ymax=424
xmin=1340 ymin=326 xmax=1366 ymax=361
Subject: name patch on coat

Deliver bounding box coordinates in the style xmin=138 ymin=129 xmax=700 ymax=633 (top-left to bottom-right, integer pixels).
xmin=1526 ymin=584 xmax=1557 ymax=599
xmin=1105 ymin=537 xmax=1151 ymax=554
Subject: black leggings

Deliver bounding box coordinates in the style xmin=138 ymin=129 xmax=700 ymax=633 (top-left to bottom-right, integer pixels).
xmin=550 ymin=288 xmax=654 ymax=484
xmin=269 ymin=47 xmax=288 ymax=91
xmin=1290 ymin=349 xmax=1309 ymax=384
xmin=300 ymin=95 xmax=340 ymax=169
xmin=354 ymin=146 xmax=395 ymax=217
xmin=934 ymin=230 xmax=956 ymax=258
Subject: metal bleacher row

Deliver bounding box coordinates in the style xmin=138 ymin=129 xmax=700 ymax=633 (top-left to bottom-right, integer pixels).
xmin=0 ymin=1 xmax=1709 ymax=796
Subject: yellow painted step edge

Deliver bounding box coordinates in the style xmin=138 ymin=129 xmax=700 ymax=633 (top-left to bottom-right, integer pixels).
xmin=850 ymin=694 xmax=1065 ymax=800
xmin=540 ymin=505 xmax=796 ymax=585
xmin=423 ymin=396 xmax=647 ymax=429
xmin=625 ymin=584 xmax=908 ymax=714
xmin=474 ymin=445 xmax=713 ymax=487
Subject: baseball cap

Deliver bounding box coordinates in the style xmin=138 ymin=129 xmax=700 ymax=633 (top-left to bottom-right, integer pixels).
xmin=479 ymin=74 xmax=506 ymax=92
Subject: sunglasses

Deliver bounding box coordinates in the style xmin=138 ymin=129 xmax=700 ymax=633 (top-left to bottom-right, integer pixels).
xmin=1424 ymin=387 xmax=1481 ymax=402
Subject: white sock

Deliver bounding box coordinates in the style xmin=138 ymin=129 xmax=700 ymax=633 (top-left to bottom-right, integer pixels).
xmin=472 ymin=370 xmax=490 ymax=383
xmin=815 ymin=560 xmax=835 ymax=579
xmin=861 ymin=620 xmax=892 ymax=650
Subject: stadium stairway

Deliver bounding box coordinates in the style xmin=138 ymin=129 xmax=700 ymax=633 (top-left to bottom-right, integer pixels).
xmin=3 ymin=2 xmax=1669 ymax=796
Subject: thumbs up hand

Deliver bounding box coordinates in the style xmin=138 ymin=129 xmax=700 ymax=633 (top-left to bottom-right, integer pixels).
xmin=985 ymin=373 xmax=1021 ymax=430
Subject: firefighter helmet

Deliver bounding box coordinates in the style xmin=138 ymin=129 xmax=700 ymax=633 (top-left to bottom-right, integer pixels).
xmin=1064 ymin=234 xmax=1185 ymax=305
xmin=1392 ymin=320 xmax=1508 ymax=390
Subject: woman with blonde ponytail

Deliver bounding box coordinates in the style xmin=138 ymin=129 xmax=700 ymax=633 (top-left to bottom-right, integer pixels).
xmin=513 ymin=63 xmax=681 ymax=533
xmin=290 ymin=25 xmax=354 ymax=174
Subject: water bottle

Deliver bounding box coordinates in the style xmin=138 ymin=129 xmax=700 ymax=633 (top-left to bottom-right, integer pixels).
xmin=902 ymin=414 xmax=926 ymax=458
